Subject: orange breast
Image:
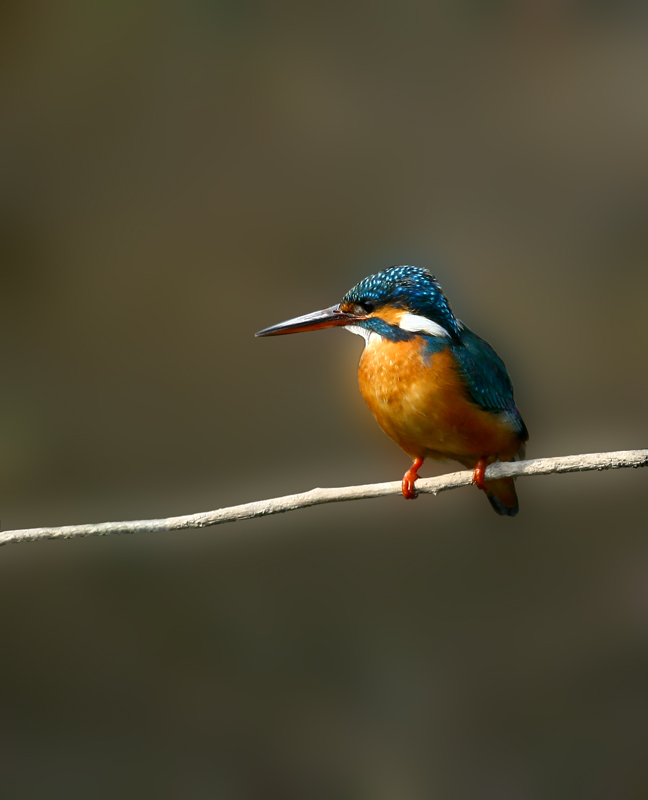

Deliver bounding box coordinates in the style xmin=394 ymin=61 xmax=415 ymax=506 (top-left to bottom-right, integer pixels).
xmin=357 ymin=338 xmax=521 ymax=466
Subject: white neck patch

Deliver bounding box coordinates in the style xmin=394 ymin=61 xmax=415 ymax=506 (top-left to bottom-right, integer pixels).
xmin=398 ymin=312 xmax=449 ymax=338
xmin=345 ymin=325 xmax=383 ymax=347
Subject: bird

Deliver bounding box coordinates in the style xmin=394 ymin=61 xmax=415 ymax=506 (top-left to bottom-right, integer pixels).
xmin=255 ymin=265 xmax=528 ymax=516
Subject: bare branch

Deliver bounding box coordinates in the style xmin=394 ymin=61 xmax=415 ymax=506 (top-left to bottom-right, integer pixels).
xmin=1 ymin=450 xmax=645 ymax=547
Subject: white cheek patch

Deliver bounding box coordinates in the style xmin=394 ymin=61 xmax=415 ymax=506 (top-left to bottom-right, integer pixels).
xmin=398 ymin=312 xmax=450 ymax=338
xmin=345 ymin=325 xmax=383 ymax=347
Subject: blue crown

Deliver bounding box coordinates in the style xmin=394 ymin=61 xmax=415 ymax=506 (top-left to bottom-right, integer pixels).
xmin=342 ymin=265 xmax=460 ymax=336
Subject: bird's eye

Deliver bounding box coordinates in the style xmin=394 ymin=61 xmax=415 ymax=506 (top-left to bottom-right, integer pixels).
xmin=358 ymin=300 xmax=375 ymax=314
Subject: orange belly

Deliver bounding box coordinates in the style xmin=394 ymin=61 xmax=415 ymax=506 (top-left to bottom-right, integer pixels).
xmin=357 ymin=338 xmax=521 ymax=467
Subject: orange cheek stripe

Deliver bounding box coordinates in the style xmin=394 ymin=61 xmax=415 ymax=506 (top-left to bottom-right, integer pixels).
xmin=368 ymin=306 xmax=404 ymax=327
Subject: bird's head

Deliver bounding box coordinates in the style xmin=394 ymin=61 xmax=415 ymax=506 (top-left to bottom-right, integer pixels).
xmin=255 ymin=265 xmax=460 ymax=342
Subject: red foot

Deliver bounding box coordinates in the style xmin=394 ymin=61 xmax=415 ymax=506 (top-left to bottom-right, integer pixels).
xmin=472 ymin=458 xmax=488 ymax=491
xmin=402 ymin=457 xmax=424 ymax=500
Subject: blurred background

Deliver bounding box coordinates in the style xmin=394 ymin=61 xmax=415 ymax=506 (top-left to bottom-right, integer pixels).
xmin=1 ymin=1 xmax=647 ymax=797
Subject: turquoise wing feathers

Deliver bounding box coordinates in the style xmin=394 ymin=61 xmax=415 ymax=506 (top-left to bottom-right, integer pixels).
xmin=452 ymin=326 xmax=528 ymax=442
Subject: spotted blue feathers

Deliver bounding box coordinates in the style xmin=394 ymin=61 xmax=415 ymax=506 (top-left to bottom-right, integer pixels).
xmin=342 ymin=266 xmax=461 ymax=338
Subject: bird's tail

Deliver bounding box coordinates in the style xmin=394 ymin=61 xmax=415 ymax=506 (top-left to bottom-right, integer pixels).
xmin=484 ymin=477 xmax=519 ymax=517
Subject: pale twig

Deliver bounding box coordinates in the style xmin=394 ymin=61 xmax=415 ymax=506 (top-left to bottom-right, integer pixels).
xmin=1 ymin=450 xmax=645 ymax=547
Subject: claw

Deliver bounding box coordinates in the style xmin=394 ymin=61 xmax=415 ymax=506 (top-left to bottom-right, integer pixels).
xmin=402 ymin=457 xmax=424 ymax=500
xmin=472 ymin=458 xmax=488 ymax=491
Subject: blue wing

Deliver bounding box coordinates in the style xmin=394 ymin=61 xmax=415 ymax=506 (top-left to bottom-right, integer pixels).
xmin=451 ymin=325 xmax=528 ymax=441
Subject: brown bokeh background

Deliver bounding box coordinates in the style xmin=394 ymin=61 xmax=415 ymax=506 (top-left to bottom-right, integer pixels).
xmin=1 ymin=1 xmax=647 ymax=797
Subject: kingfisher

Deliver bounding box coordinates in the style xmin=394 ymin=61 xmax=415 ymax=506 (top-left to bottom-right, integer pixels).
xmin=256 ymin=266 xmax=528 ymax=516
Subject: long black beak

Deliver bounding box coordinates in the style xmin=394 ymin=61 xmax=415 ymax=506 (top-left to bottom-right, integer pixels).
xmin=255 ymin=304 xmax=359 ymax=337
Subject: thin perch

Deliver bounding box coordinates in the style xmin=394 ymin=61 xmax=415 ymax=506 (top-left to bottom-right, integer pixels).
xmin=0 ymin=449 xmax=645 ymax=547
